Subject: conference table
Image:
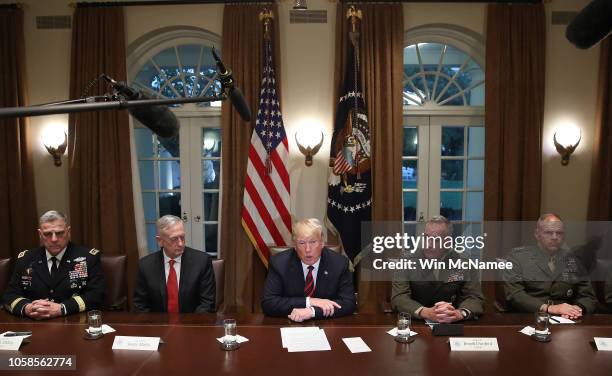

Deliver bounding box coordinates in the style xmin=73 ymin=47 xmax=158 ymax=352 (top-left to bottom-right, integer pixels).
xmin=0 ymin=310 xmax=611 ymax=375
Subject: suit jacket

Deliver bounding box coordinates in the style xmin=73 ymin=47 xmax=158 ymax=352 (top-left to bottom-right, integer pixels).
xmin=261 ymin=248 xmax=356 ymax=319
xmin=2 ymin=243 xmax=106 ymax=316
xmin=391 ymin=250 xmax=484 ymax=318
xmin=133 ymin=247 xmax=215 ymax=313
xmin=504 ymin=246 xmax=597 ymax=313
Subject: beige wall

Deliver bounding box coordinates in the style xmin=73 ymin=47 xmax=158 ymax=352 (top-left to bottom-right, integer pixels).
xmin=3 ymin=0 xmax=601 ymax=222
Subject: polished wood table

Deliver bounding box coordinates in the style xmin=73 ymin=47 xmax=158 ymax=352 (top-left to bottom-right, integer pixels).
xmin=0 ymin=311 xmax=611 ymax=375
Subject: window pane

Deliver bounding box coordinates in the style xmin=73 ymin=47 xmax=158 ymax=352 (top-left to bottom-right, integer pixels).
xmin=202 ymin=129 xmax=222 ymax=157
xmin=203 ymin=192 xmax=219 ymax=221
xmin=467 ymin=160 xmax=484 ymax=190
xmin=139 ymin=161 xmax=155 ymax=190
xmin=203 ymin=161 xmax=220 ymax=189
xmin=441 ymin=160 xmax=464 ymax=189
xmin=468 ymin=127 xmax=484 ymax=157
xmin=146 ymin=223 xmax=158 ymax=253
xmin=440 ymin=191 xmax=462 ymax=221
xmin=402 ymin=127 xmax=418 ymax=156
xmin=419 ymin=43 xmax=444 ymax=66
xmin=142 ymin=192 xmax=157 ymax=221
xmin=402 ymin=160 xmax=417 ymax=189
xmin=465 ymin=192 xmax=483 ymax=221
xmin=441 ymin=127 xmax=464 ymax=156
xmin=159 ymin=192 xmax=181 ymax=217
xmin=135 ymin=128 xmax=154 ymax=158
xmin=157 ymin=136 xmax=180 ymax=158
xmin=205 ymin=224 xmax=218 ymax=253
xmin=159 ymin=161 xmax=181 ymax=190
xmin=403 ymin=191 xmax=417 ymax=221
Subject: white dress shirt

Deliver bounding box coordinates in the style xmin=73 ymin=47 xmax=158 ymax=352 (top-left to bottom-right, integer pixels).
xmin=46 ymin=248 xmax=67 ymax=273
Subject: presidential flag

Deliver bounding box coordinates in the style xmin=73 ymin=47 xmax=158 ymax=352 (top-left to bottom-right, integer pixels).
xmin=241 ymin=22 xmax=292 ymax=267
xmin=326 ymin=10 xmax=372 ymax=263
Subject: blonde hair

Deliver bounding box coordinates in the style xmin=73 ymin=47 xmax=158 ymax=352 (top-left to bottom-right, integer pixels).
xmin=292 ymin=218 xmax=324 ymax=240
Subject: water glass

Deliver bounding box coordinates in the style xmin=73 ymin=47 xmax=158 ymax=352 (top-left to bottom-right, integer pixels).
xmin=534 ymin=311 xmax=551 ymax=342
xmin=222 ymin=319 xmax=239 ymax=350
xmin=396 ymin=312 xmax=413 ymax=343
xmin=87 ymin=310 xmax=103 ymax=336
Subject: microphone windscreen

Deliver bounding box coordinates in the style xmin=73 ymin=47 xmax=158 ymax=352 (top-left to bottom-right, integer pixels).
xmin=566 ymin=0 xmax=612 ymax=49
xmin=129 ymin=105 xmax=179 ymax=139
xmin=229 ymin=86 xmax=252 ymax=122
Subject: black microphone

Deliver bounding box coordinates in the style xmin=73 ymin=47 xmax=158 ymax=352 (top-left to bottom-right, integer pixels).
xmin=211 ymin=48 xmax=252 ymax=122
xmin=566 ymin=0 xmax=612 ymax=49
xmin=101 ymin=75 xmax=179 ymax=139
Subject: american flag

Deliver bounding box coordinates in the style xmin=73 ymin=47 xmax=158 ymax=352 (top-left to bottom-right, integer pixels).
xmin=241 ymin=34 xmax=292 ymax=267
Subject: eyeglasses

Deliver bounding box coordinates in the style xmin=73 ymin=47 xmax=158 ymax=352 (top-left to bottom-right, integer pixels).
xmin=41 ymin=230 xmax=67 ymax=238
xmin=296 ymin=239 xmax=320 ymax=248
xmin=162 ymin=235 xmax=185 ymax=244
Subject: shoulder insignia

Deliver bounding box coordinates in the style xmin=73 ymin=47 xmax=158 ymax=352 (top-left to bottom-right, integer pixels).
xmin=17 ymin=250 xmax=28 ymax=258
xmin=89 ymin=248 xmax=100 ymax=256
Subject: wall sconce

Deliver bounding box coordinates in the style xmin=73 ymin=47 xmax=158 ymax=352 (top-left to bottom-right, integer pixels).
xmin=553 ymin=126 xmax=581 ymax=166
xmin=295 ymin=131 xmax=324 ymax=167
xmin=42 ymin=131 xmax=68 ymax=167
xmin=293 ymin=0 xmax=307 ymax=10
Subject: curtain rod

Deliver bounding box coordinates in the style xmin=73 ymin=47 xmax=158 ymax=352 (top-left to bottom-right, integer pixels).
xmin=71 ymin=0 xmax=271 ymax=7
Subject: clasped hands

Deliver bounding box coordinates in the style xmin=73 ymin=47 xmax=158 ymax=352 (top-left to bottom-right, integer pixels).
xmin=421 ymin=301 xmax=463 ymax=323
xmin=547 ymin=303 xmax=583 ymax=320
xmin=24 ymin=299 xmax=62 ymax=320
xmin=288 ymin=298 xmax=341 ymax=322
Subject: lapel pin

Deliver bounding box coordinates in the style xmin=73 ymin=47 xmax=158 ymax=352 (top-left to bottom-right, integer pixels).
xmin=324 ymin=270 xmax=328 ymax=275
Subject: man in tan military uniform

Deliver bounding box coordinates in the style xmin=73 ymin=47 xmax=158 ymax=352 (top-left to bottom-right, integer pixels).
xmin=391 ymin=216 xmax=484 ymax=322
xmin=504 ymin=214 xmax=596 ymax=319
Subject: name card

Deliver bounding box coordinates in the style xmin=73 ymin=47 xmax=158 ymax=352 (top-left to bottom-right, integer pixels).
xmin=594 ymin=337 xmax=612 ymax=351
xmin=449 ymin=337 xmax=499 ymax=352
xmin=0 ymin=337 xmax=24 ymax=351
xmin=112 ymin=336 xmax=160 ymax=351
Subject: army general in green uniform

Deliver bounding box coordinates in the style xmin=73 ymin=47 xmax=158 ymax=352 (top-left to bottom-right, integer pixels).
xmin=391 ymin=216 xmax=484 ymax=322
xmin=504 ymin=214 xmax=596 ymax=319
xmin=2 ymin=211 xmax=106 ymax=319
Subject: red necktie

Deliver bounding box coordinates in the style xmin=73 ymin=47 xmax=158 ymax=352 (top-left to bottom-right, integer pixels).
xmin=304 ymin=265 xmax=315 ymax=297
xmin=167 ymin=259 xmax=179 ymax=313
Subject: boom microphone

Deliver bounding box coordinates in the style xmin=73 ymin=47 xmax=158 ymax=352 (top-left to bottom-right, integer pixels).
xmin=211 ymin=48 xmax=252 ymax=122
xmin=566 ymin=0 xmax=612 ymax=49
xmin=101 ymin=75 xmax=179 ymax=138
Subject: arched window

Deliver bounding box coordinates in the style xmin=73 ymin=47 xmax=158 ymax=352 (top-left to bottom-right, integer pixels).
xmin=128 ymin=27 xmax=222 ymax=254
xmin=401 ymin=25 xmax=485 ymax=236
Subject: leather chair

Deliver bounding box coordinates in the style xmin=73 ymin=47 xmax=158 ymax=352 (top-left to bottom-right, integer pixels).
xmin=0 ymin=258 xmax=12 ymax=309
xmin=101 ymin=255 xmax=127 ymax=311
xmin=212 ymin=259 xmax=225 ymax=312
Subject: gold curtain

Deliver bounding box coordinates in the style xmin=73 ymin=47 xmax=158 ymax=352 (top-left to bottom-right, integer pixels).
xmin=68 ymin=7 xmax=138 ymax=304
xmin=0 ymin=7 xmax=38 ymax=258
xmin=484 ymin=3 xmax=545 ymax=311
xmin=220 ymin=3 xmax=280 ymax=313
xmin=588 ymin=37 xmax=612 ymax=220
xmin=334 ymin=3 xmax=404 ymax=313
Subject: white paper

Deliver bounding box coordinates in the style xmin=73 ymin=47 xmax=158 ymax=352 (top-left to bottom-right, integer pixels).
xmin=0 ymin=337 xmax=23 ymax=351
xmin=386 ymin=327 xmax=418 ymax=337
xmin=519 ymin=326 xmax=536 ymax=336
xmin=342 ymin=337 xmax=371 ymax=353
xmin=594 ymin=337 xmax=612 ymax=351
xmin=112 ymin=336 xmax=160 ymax=351
xmin=449 ymin=337 xmax=499 ymax=352
xmin=216 ymin=335 xmax=249 ymax=344
xmin=280 ymin=327 xmax=331 ymax=352
xmin=0 ymin=331 xmax=31 ymax=338
xmin=280 ymin=327 xmax=321 ymax=348
xmin=549 ymin=316 xmax=575 ymax=324
xmin=85 ymin=324 xmax=116 ymax=335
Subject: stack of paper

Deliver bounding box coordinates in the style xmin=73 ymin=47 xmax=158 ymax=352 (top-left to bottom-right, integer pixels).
xmin=280 ymin=327 xmax=331 ymax=352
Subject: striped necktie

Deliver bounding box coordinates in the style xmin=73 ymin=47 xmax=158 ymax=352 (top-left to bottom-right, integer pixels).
xmin=304 ymin=265 xmax=315 ymax=297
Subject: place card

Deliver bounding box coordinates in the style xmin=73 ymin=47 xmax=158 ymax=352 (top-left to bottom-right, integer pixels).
xmin=0 ymin=337 xmax=24 ymax=351
xmin=112 ymin=336 xmax=160 ymax=351
xmin=449 ymin=337 xmax=499 ymax=351
xmin=594 ymin=337 xmax=612 ymax=351
xmin=342 ymin=337 xmax=372 ymax=353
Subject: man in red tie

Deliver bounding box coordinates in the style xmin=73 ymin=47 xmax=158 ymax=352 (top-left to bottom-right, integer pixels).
xmin=262 ymin=218 xmax=356 ymax=322
xmin=133 ymin=215 xmax=216 ymax=313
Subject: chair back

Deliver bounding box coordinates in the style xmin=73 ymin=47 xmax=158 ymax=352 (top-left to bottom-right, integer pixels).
xmin=212 ymin=259 xmax=225 ymax=311
xmin=0 ymin=258 xmax=12 ymax=298
xmin=101 ymin=255 xmax=127 ymax=311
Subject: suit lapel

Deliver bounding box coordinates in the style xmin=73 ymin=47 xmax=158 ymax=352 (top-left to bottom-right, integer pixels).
xmin=178 ymin=249 xmax=189 ymax=310
xmin=32 ymin=248 xmax=53 ymax=289
xmin=289 ymin=250 xmax=305 ymax=296
xmin=50 ymin=245 xmax=72 ymax=288
xmin=313 ymin=249 xmax=328 ymax=298
xmin=158 ymin=251 xmax=167 ymax=310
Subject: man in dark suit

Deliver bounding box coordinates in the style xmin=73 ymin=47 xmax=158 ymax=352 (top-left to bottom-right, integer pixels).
xmin=391 ymin=216 xmax=484 ymax=322
xmin=133 ymin=215 xmax=215 ymax=313
xmin=2 ymin=210 xmax=106 ymax=318
xmin=262 ymin=218 xmax=356 ymax=322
